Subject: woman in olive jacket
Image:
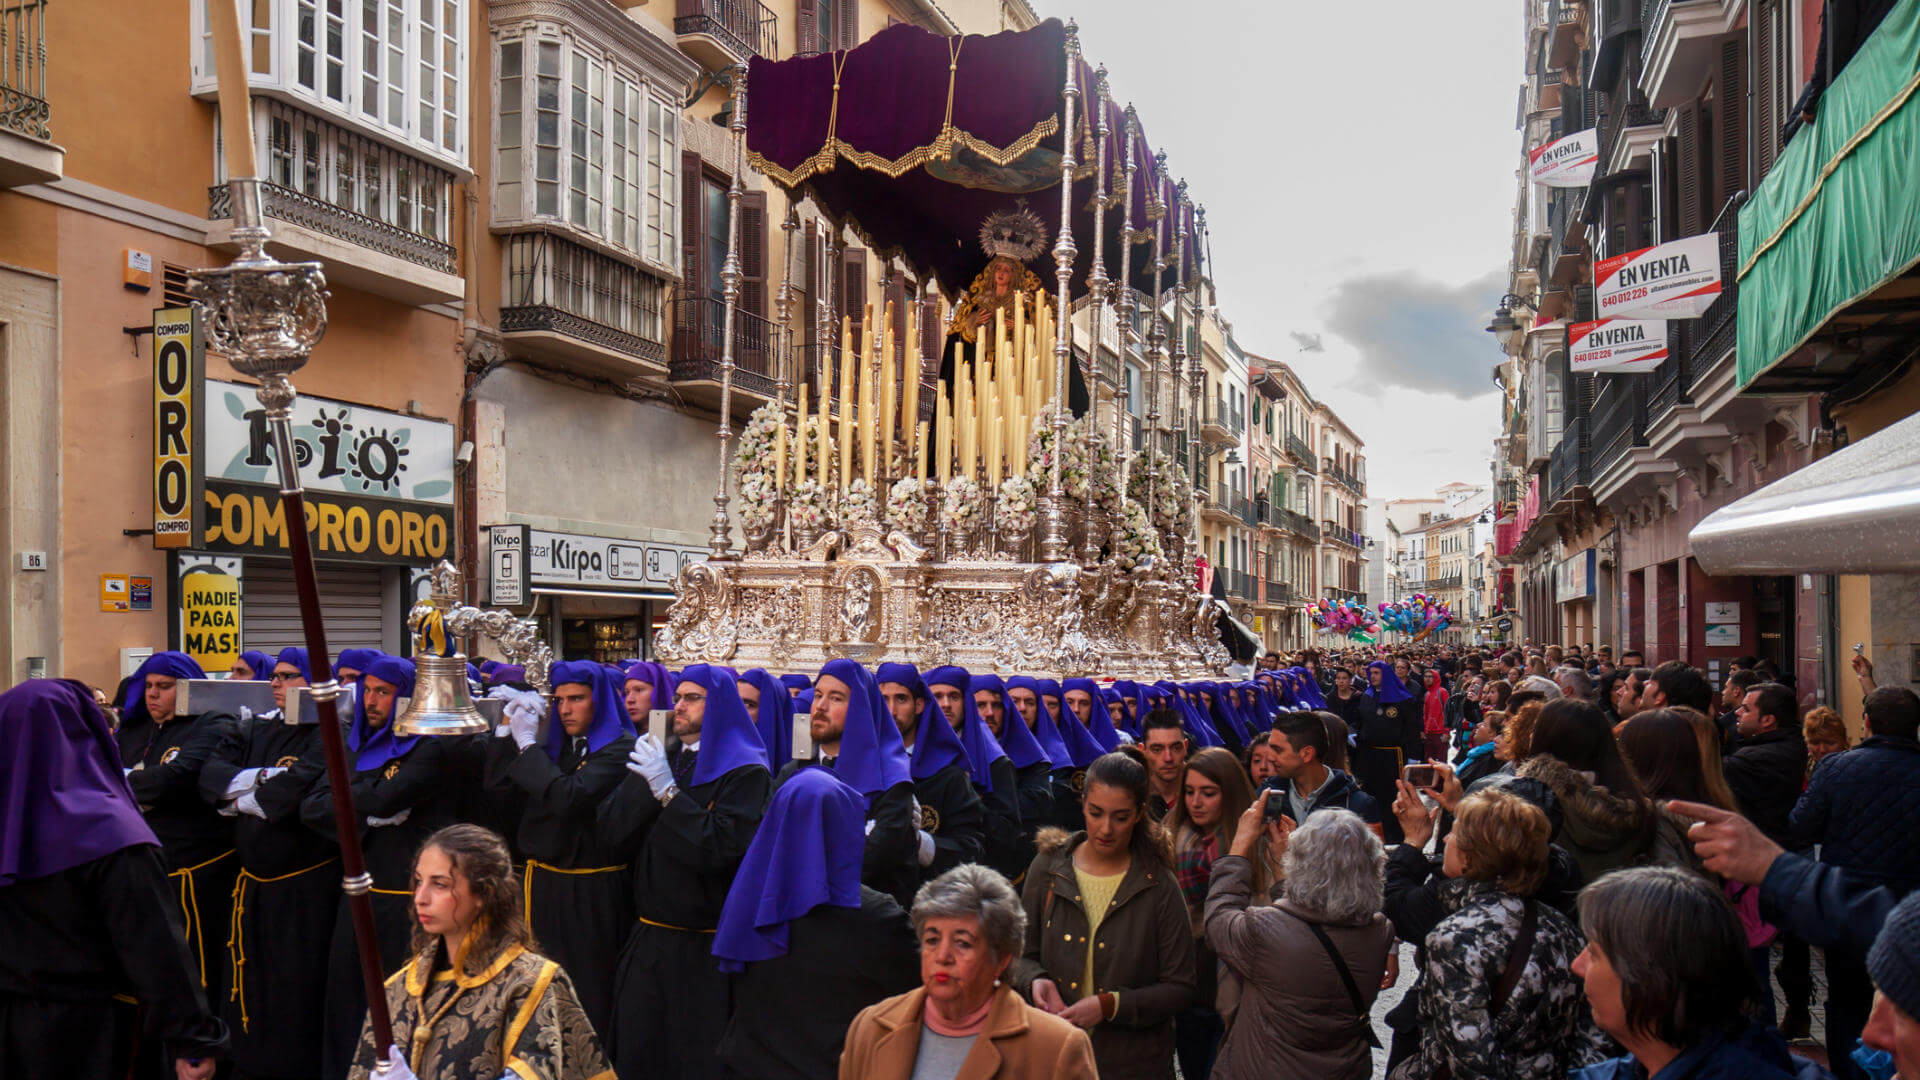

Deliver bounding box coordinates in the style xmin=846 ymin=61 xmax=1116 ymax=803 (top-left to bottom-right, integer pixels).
xmin=1009 ymin=750 xmax=1196 ymax=1080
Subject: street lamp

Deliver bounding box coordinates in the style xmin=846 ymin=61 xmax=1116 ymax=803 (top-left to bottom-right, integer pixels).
xmin=1485 ymin=293 xmax=1536 ymax=336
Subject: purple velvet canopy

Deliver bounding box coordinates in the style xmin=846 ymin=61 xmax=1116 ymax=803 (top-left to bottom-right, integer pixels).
xmin=744 ymin=19 xmax=1198 ymax=302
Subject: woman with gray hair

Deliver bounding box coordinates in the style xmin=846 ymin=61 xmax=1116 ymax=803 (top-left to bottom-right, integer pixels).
xmin=1203 ymin=795 xmax=1395 ymax=1080
xmin=839 ymin=863 xmax=1098 ymax=1079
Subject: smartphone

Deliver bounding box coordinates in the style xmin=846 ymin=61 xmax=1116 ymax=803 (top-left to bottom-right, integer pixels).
xmin=1854 ymin=642 xmax=1866 ymax=655
xmin=1404 ymin=763 xmax=1441 ymax=789
xmin=791 ymin=713 xmax=814 ymax=759
xmin=647 ymin=708 xmax=672 ymax=744
xmin=1263 ymin=787 xmax=1288 ymax=821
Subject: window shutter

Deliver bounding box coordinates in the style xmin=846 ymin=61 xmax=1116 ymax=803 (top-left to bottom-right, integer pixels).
xmin=1718 ymin=38 xmax=1746 ymax=216
xmin=680 ymin=151 xmax=705 ymax=327
xmin=843 ymin=247 xmax=868 ymax=341
xmin=886 ymin=279 xmax=907 ymax=368
xmin=1755 ymin=1 xmax=1780 ymax=178
xmin=739 ymin=191 xmax=769 ymax=368
xmin=837 ymin=0 xmax=857 ymax=51
xmin=796 ymin=0 xmax=817 ymax=56
xmin=1676 ymin=106 xmax=1702 ymax=236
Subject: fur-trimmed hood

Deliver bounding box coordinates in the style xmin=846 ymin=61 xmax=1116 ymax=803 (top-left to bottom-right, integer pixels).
xmin=1516 ymin=754 xmax=1650 ymax=846
xmin=1033 ymin=825 xmax=1076 ymax=856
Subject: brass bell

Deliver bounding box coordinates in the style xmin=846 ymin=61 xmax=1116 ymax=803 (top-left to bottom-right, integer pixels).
xmin=393 ymin=652 xmax=489 ymax=737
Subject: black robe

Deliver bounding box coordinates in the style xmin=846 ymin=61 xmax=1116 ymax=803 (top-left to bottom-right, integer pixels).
xmin=980 ymin=757 xmax=1033 ymax=884
xmin=118 ymin=710 xmax=241 ymax=1000
xmin=197 ymin=715 xmax=337 ymax=1080
xmin=300 ymin=736 xmax=465 ymax=1080
xmin=0 ymin=845 xmax=228 ymax=1079
xmin=484 ymin=731 xmax=636 ymax=1038
xmin=599 ymin=749 xmax=770 ymax=1080
xmin=1349 ymin=694 xmax=1422 ymax=846
xmin=715 ymin=886 xmax=921 ymax=1080
xmin=1050 ymin=766 xmax=1086 ymax=832
xmin=912 ymin=761 xmax=986 ymax=879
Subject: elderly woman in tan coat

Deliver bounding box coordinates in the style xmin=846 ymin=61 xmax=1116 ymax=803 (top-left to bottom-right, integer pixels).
xmin=840 ymin=864 xmax=1098 ymax=1080
xmin=1204 ymin=796 xmax=1396 ymax=1080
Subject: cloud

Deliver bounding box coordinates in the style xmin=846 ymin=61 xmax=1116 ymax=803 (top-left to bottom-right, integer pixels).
xmin=1289 ymin=331 xmax=1324 ymax=353
xmin=1322 ymin=270 xmax=1509 ymax=399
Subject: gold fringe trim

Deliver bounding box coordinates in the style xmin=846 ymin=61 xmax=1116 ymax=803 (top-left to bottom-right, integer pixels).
xmin=747 ymin=114 xmax=1062 ymax=189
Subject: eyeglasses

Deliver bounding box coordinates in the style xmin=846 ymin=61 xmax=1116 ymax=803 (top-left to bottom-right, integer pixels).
xmin=269 ymin=672 xmax=305 ymax=683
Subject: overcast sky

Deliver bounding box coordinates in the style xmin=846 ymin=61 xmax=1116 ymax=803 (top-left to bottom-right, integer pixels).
xmin=1065 ymin=0 xmax=1519 ymax=504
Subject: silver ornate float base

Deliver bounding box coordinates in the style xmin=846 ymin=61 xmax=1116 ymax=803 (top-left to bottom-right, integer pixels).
xmin=654 ymin=522 xmax=1229 ymax=679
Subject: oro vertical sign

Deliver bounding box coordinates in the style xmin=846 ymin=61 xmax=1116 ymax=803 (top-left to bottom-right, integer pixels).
xmin=152 ymin=307 xmax=203 ymax=549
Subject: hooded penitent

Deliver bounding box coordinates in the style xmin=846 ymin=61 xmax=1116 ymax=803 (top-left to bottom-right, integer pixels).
xmin=1063 ymin=677 xmax=1121 ymax=752
xmin=347 ymin=655 xmax=419 ymax=773
xmin=332 ymin=648 xmax=381 ymax=680
xmin=1003 ymin=675 xmax=1073 ymax=767
xmin=120 ymin=651 xmax=208 ymax=728
xmin=966 ymin=671 xmax=1048 ymax=772
xmin=738 ymin=668 xmax=796 ymax=768
xmin=675 ymin=664 xmax=771 ymax=787
xmin=1 ymin=679 xmax=159 ymax=886
xmin=545 ymin=660 xmax=635 ymax=763
xmin=234 ymin=650 xmax=274 ymax=681
xmin=1367 ymin=660 xmax=1416 ymax=705
xmin=879 ymin=663 xmax=973 ymax=785
xmin=1288 ymin=667 xmax=1330 ymax=710
xmin=815 ymin=659 xmax=910 ymax=802
xmin=922 ymin=666 xmax=1009 ymax=790
xmin=710 ymin=767 xmax=866 ymax=973
xmin=274 ymin=646 xmax=314 ymax=682
xmin=1041 ymin=677 xmax=1106 ymax=767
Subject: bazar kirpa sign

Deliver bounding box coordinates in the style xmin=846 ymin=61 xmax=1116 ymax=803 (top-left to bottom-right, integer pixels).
xmin=151 ymin=308 xmax=455 ymax=564
xmin=1595 ymin=233 xmax=1723 ymax=320
xmin=485 ymin=524 xmax=706 ymax=604
xmin=1528 ymin=128 xmax=1599 ymax=187
xmin=1568 ymin=317 xmax=1669 ymax=373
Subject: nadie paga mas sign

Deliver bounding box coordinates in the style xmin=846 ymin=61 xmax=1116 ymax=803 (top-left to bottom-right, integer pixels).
xmin=1595 ymin=233 xmax=1723 ymax=320
xmin=1529 ymin=128 xmax=1599 ymax=187
xmin=1568 ymin=318 xmax=1670 ymax=373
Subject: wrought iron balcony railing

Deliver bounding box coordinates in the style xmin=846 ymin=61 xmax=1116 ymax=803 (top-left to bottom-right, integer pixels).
xmin=1 ymin=0 xmax=50 ymax=141
xmin=671 ymin=296 xmax=784 ymax=395
xmin=675 ymin=0 xmax=779 ymax=60
xmin=500 ymin=233 xmax=669 ymax=364
xmin=1322 ymin=522 xmax=1363 ymax=548
xmin=1286 ymin=434 xmax=1316 ymax=469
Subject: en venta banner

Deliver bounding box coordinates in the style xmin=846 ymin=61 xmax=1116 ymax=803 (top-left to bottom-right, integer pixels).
xmin=1569 ymin=317 xmax=1670 ymax=373
xmin=1595 ymin=233 xmax=1723 ymax=320
xmin=1529 ymin=129 xmax=1599 ymax=187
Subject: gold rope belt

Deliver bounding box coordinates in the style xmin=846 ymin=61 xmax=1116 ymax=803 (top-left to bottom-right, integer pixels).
xmin=226 ymin=858 xmax=336 ymax=1032
xmin=636 ymin=914 xmax=717 ymax=935
xmin=521 ymin=860 xmax=629 ymax=922
xmin=167 ymin=849 xmax=236 ymax=990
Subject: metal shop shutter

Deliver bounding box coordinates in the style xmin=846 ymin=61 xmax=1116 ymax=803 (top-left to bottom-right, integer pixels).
xmin=242 ymin=559 xmax=388 ymax=657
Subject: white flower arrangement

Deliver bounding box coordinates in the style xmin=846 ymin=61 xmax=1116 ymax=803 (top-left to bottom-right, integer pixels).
xmin=1112 ymin=498 xmax=1163 ymax=574
xmin=994 ymin=475 xmax=1037 ymax=536
xmin=887 ymin=478 xmax=929 ymax=534
xmin=789 ymin=479 xmax=833 ymax=534
xmin=842 ymin=478 xmax=880 ymax=526
xmin=735 ymin=403 xmax=783 ymax=474
xmin=1027 ymin=408 xmax=1089 ymax=494
xmin=941 ymin=476 xmax=986 ymax=534
xmin=736 ymin=469 xmax=779 ymax=531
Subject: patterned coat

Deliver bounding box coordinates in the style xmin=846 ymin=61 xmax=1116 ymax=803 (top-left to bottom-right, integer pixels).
xmin=348 ymin=944 xmax=610 ymax=1080
xmin=1390 ymin=879 xmax=1612 ymax=1080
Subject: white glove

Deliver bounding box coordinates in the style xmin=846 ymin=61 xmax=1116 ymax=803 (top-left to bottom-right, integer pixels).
xmin=865 ymin=816 xmax=878 ymax=836
xmin=217 ymin=801 xmax=240 ymax=818
xmin=379 ymin=1046 xmax=417 ymax=1080
xmin=258 ymin=766 xmax=288 ymax=784
xmin=505 ymin=696 xmax=541 ymax=751
xmin=367 ymin=809 xmax=411 ymax=827
xmin=626 ymin=734 xmax=675 ymax=799
xmin=235 ymin=791 xmax=266 ymax=819
xmin=916 ymin=829 xmax=937 ymax=867
xmin=223 ymin=768 xmax=265 ymax=800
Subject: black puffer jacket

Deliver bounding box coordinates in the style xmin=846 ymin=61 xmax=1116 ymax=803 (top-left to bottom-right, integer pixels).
xmin=1722 ymin=729 xmax=1807 ymax=849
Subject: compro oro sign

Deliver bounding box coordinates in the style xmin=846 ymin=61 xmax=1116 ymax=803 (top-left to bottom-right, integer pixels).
xmin=1569 ymin=318 xmax=1669 ymax=373
xmin=1529 ymin=128 xmax=1599 ymax=187
xmin=152 ymin=364 xmax=457 ymax=564
xmin=1595 ymin=233 xmax=1723 ymax=320
xmin=151 ymin=308 xmax=204 ymax=549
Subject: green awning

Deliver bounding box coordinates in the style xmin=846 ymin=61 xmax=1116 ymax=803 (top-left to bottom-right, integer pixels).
xmin=1737 ymin=0 xmax=1920 ymax=390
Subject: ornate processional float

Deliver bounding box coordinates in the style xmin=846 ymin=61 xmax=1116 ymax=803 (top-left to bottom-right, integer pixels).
xmin=654 ymin=19 xmax=1230 ymax=679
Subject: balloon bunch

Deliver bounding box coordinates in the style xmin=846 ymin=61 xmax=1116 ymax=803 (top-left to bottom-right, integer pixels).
xmin=1307 ymin=599 xmax=1379 ymax=642
xmin=1378 ymin=595 xmax=1454 ymax=640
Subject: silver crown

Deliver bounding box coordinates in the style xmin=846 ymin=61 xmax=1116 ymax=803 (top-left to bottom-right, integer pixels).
xmin=978 ymin=202 xmax=1048 ymax=264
